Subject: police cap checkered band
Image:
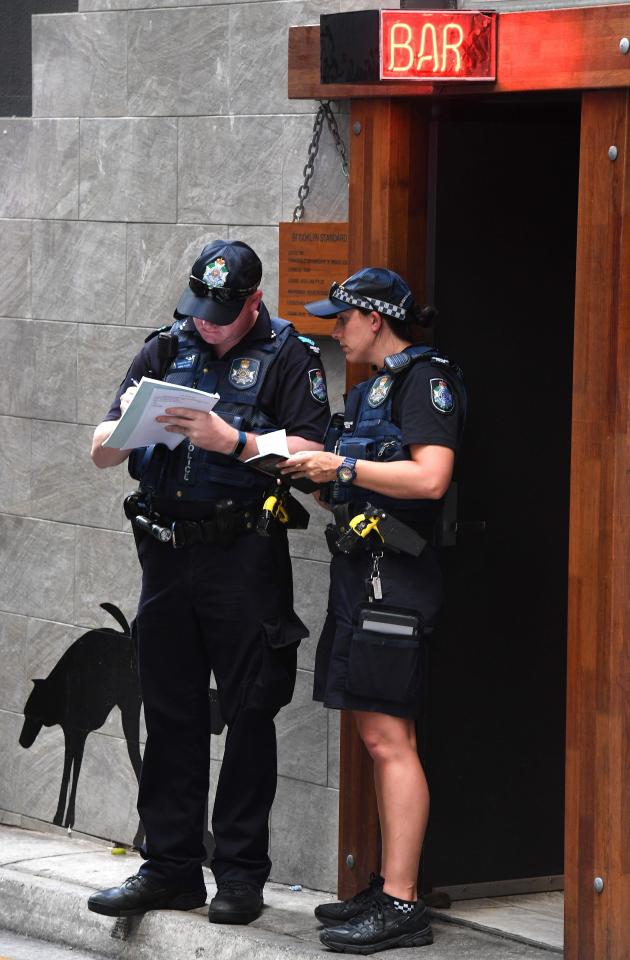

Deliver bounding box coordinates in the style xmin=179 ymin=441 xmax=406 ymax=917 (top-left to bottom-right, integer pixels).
xmin=329 ymin=282 xmax=409 ymax=321
xmin=303 ymin=267 xmax=414 ymax=320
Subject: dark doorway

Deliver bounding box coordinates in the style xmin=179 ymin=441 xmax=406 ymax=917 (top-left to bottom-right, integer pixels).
xmin=421 ymin=96 xmax=580 ymax=893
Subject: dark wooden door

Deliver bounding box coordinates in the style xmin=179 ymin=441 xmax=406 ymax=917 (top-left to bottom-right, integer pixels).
xmin=421 ymin=97 xmax=581 ymax=891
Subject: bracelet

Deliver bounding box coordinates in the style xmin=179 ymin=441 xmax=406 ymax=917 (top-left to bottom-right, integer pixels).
xmin=231 ymin=429 xmax=247 ymax=458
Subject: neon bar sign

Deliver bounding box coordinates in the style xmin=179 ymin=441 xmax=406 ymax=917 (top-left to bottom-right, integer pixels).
xmin=380 ymin=10 xmax=497 ymax=82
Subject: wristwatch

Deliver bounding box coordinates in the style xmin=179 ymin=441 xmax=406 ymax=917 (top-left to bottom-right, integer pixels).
xmin=336 ymin=456 xmax=357 ymax=485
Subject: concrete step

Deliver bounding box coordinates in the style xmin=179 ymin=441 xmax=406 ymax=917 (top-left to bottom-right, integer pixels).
xmin=0 ymin=823 xmax=557 ymax=960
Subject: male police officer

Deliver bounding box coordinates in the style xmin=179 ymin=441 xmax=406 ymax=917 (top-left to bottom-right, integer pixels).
xmin=87 ymin=240 xmax=329 ymax=924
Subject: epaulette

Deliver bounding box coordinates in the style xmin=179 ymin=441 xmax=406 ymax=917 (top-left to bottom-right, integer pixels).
xmin=143 ymin=324 xmax=171 ymax=343
xmin=384 ymin=348 xmax=463 ymax=381
xmin=295 ymin=333 xmax=321 ymax=355
xmin=430 ymin=355 xmax=465 ymax=380
xmin=384 ymin=347 xmax=435 ymax=375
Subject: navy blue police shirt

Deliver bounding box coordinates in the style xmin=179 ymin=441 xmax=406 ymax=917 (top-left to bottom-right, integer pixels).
xmin=374 ymin=359 xmax=465 ymax=532
xmin=103 ymin=304 xmax=330 ymax=516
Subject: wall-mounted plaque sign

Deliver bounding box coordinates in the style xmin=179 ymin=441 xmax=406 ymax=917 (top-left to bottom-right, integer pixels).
xmin=278 ymin=222 xmax=349 ymax=336
xmin=380 ymin=10 xmax=496 ymax=82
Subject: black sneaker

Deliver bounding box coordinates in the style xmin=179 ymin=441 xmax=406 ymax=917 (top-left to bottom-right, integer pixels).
xmin=315 ymin=874 xmax=384 ymax=926
xmin=319 ymin=891 xmax=433 ymax=955
xmin=87 ymin=873 xmax=207 ymax=918
xmin=208 ymin=881 xmax=263 ymax=925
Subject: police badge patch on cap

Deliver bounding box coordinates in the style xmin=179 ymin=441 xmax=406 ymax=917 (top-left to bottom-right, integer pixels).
xmin=430 ymin=377 xmax=455 ymax=414
xmin=229 ymin=357 xmax=260 ymax=389
xmin=308 ymin=369 xmax=327 ymax=403
xmin=367 ymin=375 xmax=394 ymax=408
xmin=203 ymin=258 xmax=228 ymax=288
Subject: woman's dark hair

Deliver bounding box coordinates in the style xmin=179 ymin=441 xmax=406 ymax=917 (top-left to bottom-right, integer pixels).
xmin=360 ymin=302 xmax=438 ymax=340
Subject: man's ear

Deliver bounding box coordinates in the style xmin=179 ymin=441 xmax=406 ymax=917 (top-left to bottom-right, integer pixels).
xmin=250 ymin=289 xmax=263 ymax=309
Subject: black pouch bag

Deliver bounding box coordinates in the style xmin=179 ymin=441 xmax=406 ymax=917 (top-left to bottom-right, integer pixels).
xmin=346 ymin=605 xmax=423 ymax=704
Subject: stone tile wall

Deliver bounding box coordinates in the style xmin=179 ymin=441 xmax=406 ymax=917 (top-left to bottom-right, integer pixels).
xmin=1 ymin=0 xmax=613 ymax=898
xmin=0 ymin=0 xmax=378 ymax=893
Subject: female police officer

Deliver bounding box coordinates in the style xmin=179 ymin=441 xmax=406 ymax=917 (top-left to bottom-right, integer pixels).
xmin=280 ymin=267 xmax=466 ymax=954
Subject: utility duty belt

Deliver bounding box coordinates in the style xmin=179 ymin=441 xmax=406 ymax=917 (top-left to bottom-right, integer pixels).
xmin=326 ymin=503 xmax=427 ymax=558
xmin=124 ymin=486 xmax=309 ymax=549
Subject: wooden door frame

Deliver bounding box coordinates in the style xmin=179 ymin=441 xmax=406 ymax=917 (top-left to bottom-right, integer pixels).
xmin=288 ymin=8 xmax=630 ymax=957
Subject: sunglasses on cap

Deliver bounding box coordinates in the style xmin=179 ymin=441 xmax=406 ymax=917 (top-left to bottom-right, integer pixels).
xmin=188 ymin=275 xmax=258 ymax=302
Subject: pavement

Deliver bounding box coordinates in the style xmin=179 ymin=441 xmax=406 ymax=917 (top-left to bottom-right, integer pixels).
xmin=0 ymin=822 xmax=560 ymax=959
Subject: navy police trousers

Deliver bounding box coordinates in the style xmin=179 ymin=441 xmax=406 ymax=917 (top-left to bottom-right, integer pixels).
xmin=134 ymin=527 xmax=305 ymax=891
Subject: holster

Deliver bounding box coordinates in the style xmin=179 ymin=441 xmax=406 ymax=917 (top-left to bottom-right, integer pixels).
xmin=326 ymin=503 xmax=427 ymax=558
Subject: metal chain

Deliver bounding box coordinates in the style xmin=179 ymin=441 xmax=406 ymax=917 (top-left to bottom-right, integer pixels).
xmin=322 ymin=100 xmax=349 ymax=179
xmin=292 ymin=100 xmax=349 ymax=222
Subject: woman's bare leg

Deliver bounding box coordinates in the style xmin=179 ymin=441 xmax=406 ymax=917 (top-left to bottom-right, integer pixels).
xmin=354 ymin=710 xmax=429 ymax=902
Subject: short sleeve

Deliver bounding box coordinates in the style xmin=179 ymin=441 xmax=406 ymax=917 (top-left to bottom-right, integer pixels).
xmin=102 ymin=343 xmax=154 ymax=422
xmin=260 ymin=336 xmax=331 ymax=442
xmin=392 ymin=362 xmax=462 ymax=451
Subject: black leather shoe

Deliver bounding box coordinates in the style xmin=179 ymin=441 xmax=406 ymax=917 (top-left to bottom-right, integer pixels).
xmin=208 ymin=881 xmax=263 ymax=924
xmin=319 ymin=892 xmax=433 ymax=954
xmin=315 ymin=874 xmax=384 ymax=926
xmin=87 ymin=873 xmax=207 ymax=917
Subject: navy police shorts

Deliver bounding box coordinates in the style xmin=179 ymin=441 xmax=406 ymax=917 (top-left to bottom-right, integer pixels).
xmin=313 ymin=546 xmax=443 ymax=718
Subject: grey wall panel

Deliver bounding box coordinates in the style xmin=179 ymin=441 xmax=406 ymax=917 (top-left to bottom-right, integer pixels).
xmin=74 ymin=527 xmax=140 ymax=629
xmin=78 ymin=325 xmax=149 ymax=426
xmin=227 ymin=1 xmax=336 ymax=116
xmin=0 ymin=417 xmax=32 ymax=518
xmin=81 ymin=0 xmax=276 ymax=9
xmin=0 ymin=614 xmax=30 ymax=714
xmin=270 ymin=776 xmax=338 ymax=891
xmin=281 ymin=113 xmax=350 ymax=223
xmin=30 ymin=321 xmax=79 ymax=422
xmin=79 ymin=119 xmax=178 ymax=223
xmin=126 ymin=223 xmax=228 ymax=329
xmin=0 ymin=120 xmax=79 ymax=220
xmin=0 ymin=320 xmax=35 ymax=419
xmin=0 ymin=517 xmax=76 ymax=622
xmin=293 ymin=556 xmax=329 ymax=671
xmin=73 ymin=731 xmax=142 ymax=843
xmin=127 ymin=7 xmax=229 ymax=116
xmin=277 ymin=669 xmax=328 ymax=786
xmin=0 ymin=320 xmax=79 ymax=423
xmin=0 ymin=220 xmax=32 ymax=319
xmin=0 ymin=710 xmax=26 ymax=813
xmin=32 ymin=13 xmax=126 ymax=118
xmin=13 ymin=723 xmax=67 ymax=826
xmin=32 ymin=220 xmax=126 ymax=326
xmin=30 ymin=422 xmax=123 ymax=529
xmin=226 ymin=225 xmax=279 ymax=316
xmin=178 ymin=115 xmax=287 ymax=225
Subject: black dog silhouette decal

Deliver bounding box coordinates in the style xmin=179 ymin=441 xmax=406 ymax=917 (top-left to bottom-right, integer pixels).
xmin=19 ymin=603 xmax=144 ymax=842
xmin=19 ymin=602 xmax=225 ymax=858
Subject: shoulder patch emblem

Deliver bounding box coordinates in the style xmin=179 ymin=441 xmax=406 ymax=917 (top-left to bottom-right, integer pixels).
xmin=368 ymin=375 xmax=394 ymax=408
xmin=308 ymin=368 xmax=327 ymax=404
xmin=229 ymin=357 xmax=260 ymax=389
xmin=430 ymin=377 xmax=455 ymax=414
